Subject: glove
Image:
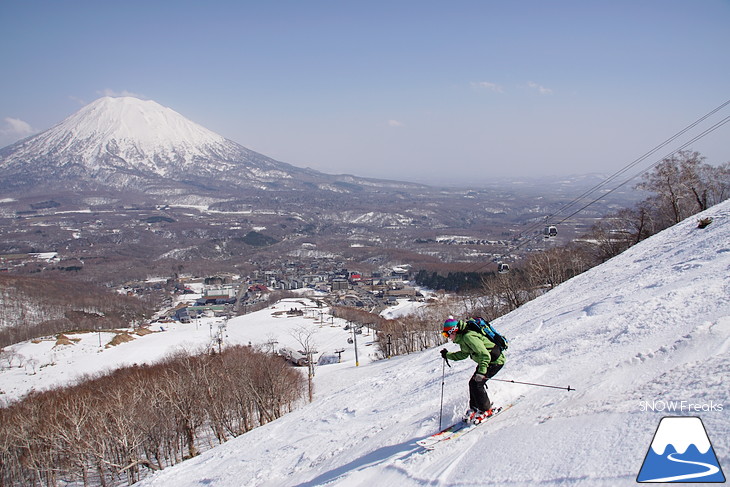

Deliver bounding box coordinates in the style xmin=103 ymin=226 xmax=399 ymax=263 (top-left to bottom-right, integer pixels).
xmin=472 ymin=372 xmax=487 ymax=384
xmin=440 ymin=349 xmax=448 ymax=359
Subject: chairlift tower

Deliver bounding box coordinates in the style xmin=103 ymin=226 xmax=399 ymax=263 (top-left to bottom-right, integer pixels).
xmin=352 ymin=323 xmax=360 ymax=367
xmin=210 ymin=320 xmax=227 ymax=354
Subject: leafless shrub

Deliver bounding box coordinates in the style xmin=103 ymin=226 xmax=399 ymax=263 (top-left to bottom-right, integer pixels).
xmin=0 ymin=346 xmax=305 ymax=486
xmin=637 ymin=150 xmax=729 ymax=225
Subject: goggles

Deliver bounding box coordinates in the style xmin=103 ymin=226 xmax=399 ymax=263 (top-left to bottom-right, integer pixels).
xmin=442 ymin=327 xmax=457 ymax=338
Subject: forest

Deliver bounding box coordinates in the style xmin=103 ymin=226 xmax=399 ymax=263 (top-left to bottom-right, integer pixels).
xmin=0 ymin=346 xmax=305 ymax=486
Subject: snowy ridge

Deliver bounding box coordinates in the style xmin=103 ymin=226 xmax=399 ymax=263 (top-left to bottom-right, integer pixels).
xmin=130 ymin=202 xmax=729 ymax=486
xmin=0 ymin=96 xmax=311 ymax=190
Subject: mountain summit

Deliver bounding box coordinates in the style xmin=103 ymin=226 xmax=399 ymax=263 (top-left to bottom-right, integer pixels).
xmin=30 ymin=97 xmax=228 ymax=160
xmin=0 ymin=97 xmax=415 ymax=195
xmin=20 ymin=97 xmax=235 ymax=176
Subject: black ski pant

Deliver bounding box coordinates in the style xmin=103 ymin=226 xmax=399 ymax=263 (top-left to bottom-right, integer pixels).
xmin=468 ymin=363 xmax=503 ymax=412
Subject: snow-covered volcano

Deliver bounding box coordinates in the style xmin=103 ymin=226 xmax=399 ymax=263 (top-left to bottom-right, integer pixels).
xmin=14 ymin=97 xmax=245 ymax=176
xmin=15 ymin=97 xmax=230 ymax=175
xmin=0 ymin=97 xmax=416 ymax=194
xmin=0 ymin=97 xmax=266 ymax=188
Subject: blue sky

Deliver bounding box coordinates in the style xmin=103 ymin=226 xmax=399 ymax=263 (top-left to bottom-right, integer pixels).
xmin=1 ymin=0 xmax=728 ymax=184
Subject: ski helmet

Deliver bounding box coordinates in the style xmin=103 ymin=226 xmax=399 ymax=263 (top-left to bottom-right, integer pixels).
xmin=442 ymin=318 xmax=459 ymax=337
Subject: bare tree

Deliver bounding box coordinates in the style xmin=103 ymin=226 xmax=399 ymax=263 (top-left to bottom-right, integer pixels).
xmin=525 ymin=248 xmax=575 ymax=290
xmin=637 ymin=150 xmax=729 ymax=225
xmin=480 ymin=270 xmax=531 ymax=317
xmin=290 ymin=325 xmax=318 ymax=402
xmin=701 ymin=161 xmax=730 ymax=208
xmin=0 ymin=346 xmax=306 ymax=486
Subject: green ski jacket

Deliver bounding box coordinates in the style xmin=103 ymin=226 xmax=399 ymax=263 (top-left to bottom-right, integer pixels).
xmin=444 ymin=321 xmax=506 ymax=375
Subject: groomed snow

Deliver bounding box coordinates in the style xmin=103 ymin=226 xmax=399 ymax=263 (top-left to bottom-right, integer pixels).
xmin=2 ymin=200 xmax=729 ymax=486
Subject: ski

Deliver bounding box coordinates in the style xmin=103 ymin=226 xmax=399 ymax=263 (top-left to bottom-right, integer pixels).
xmin=416 ymin=404 xmax=513 ymax=450
xmin=416 ymin=421 xmax=472 ymax=450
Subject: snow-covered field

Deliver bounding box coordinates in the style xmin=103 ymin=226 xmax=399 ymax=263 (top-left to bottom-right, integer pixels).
xmin=3 ymin=200 xmax=729 ymax=486
xmin=0 ymin=294 xmax=384 ymax=403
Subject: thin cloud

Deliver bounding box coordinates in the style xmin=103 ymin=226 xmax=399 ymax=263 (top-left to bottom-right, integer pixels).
xmin=97 ymin=89 xmax=145 ymax=98
xmin=471 ymin=81 xmax=504 ymax=93
xmin=0 ymin=117 xmax=36 ymax=145
xmin=3 ymin=117 xmax=33 ymax=135
xmin=388 ymin=120 xmax=404 ymax=127
xmin=68 ymin=95 xmax=88 ymax=106
xmin=528 ymin=82 xmax=553 ymax=95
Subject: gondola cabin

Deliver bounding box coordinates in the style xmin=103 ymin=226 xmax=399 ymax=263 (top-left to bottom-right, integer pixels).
xmin=544 ymin=225 xmax=558 ymax=238
xmin=498 ymin=263 xmax=510 ymax=274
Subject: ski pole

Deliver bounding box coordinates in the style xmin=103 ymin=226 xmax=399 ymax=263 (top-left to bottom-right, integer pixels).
xmin=438 ymin=358 xmax=446 ymax=429
xmin=490 ymin=378 xmax=574 ymax=391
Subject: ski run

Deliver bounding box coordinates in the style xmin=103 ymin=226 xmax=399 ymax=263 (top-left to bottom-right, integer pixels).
xmin=2 ymin=200 xmax=729 ymax=486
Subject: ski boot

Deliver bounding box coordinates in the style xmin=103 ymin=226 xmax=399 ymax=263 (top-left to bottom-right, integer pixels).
xmin=471 ymin=409 xmax=494 ymax=424
xmin=462 ymin=409 xmax=477 ymax=423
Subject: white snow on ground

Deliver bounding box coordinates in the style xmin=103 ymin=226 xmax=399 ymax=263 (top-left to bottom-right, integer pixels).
xmin=379 ymin=294 xmax=432 ymax=320
xmin=3 ymin=201 xmax=730 ymax=486
xmin=0 ymin=296 xmax=379 ymax=403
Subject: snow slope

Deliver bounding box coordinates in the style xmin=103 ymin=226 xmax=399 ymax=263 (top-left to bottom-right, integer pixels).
xmin=0 ymin=294 xmax=378 ymax=403
xmin=133 ymin=201 xmax=729 ymax=486
xmin=2 ymin=201 xmax=728 ymax=486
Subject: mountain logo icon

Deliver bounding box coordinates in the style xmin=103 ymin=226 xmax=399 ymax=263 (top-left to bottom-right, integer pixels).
xmin=637 ymin=416 xmax=726 ymax=483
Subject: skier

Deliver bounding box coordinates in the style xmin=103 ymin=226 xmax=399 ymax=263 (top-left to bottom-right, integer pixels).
xmin=440 ymin=317 xmax=505 ymax=424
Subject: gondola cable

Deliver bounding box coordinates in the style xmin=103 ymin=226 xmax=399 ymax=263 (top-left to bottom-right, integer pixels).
xmin=519 ymin=99 xmax=730 ymax=239
xmin=455 ymin=100 xmax=730 ymax=276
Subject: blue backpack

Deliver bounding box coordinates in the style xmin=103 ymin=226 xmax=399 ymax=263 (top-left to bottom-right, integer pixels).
xmin=466 ymin=317 xmax=509 ymax=351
